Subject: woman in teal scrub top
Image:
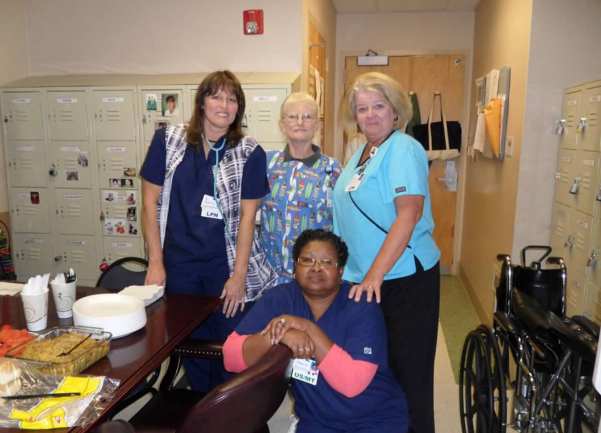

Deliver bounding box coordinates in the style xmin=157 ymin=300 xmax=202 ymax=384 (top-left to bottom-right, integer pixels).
xmin=333 ymin=72 xmax=440 ymax=433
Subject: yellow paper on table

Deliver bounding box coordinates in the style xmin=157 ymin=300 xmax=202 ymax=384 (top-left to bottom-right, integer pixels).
xmin=484 ymin=98 xmax=502 ymax=158
xmin=10 ymin=376 xmax=104 ymax=429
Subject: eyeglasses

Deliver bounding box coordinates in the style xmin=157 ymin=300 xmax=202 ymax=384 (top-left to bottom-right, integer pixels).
xmin=296 ymin=256 xmax=338 ymax=268
xmin=283 ymin=113 xmax=317 ymax=123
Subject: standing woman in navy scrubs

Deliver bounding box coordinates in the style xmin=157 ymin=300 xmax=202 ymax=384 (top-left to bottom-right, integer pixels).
xmin=141 ymin=70 xmax=277 ymax=392
xmin=333 ymin=72 xmax=440 ymax=433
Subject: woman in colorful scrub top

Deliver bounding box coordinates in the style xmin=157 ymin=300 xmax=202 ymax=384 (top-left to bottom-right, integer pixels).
xmin=260 ymin=92 xmax=341 ymax=284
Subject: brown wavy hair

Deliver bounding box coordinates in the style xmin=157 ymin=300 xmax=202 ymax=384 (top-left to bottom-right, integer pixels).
xmin=186 ymin=70 xmax=246 ymax=149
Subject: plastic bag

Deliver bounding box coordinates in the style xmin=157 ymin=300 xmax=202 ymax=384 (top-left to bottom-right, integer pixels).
xmin=0 ymin=358 xmax=119 ymax=429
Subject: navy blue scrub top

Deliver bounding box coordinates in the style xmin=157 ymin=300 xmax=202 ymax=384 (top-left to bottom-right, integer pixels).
xmin=235 ymin=281 xmax=408 ymax=431
xmin=141 ymin=128 xmax=269 ymax=284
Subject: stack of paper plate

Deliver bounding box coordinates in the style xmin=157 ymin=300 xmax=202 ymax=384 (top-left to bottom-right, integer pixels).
xmin=119 ymin=285 xmax=164 ymax=306
xmin=73 ymin=294 xmax=146 ymax=338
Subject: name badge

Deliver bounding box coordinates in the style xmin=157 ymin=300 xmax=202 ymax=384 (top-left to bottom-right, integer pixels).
xmin=344 ymin=173 xmax=363 ymax=192
xmin=200 ymin=194 xmax=223 ymax=220
xmin=291 ymin=358 xmax=319 ymax=386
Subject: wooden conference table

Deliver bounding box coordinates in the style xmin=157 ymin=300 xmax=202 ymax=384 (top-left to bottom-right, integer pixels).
xmin=0 ymin=286 xmax=221 ymax=433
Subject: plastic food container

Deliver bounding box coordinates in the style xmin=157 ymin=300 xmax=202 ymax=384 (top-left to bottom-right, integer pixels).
xmin=6 ymin=326 xmax=111 ymax=376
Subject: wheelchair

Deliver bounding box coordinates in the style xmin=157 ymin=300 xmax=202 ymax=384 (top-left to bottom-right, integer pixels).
xmin=459 ymin=246 xmax=600 ymax=433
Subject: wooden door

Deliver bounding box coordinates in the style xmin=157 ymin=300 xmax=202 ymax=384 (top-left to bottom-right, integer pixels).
xmin=344 ymin=54 xmax=465 ymax=272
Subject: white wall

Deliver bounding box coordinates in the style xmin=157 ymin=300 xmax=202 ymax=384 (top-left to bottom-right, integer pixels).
xmin=0 ymin=0 xmax=29 ymax=213
xmin=512 ymin=0 xmax=601 ymax=258
xmin=334 ymin=11 xmax=475 ymax=159
xmin=25 ymin=0 xmax=303 ymax=75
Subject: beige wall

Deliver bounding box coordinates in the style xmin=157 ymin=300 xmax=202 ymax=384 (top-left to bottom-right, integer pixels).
xmin=302 ymin=0 xmax=337 ymax=152
xmin=0 ymin=0 xmax=29 ymax=216
xmin=461 ymin=0 xmax=533 ymax=322
xmin=334 ymin=11 xmax=475 ymax=161
xmin=25 ymin=0 xmax=303 ymax=75
xmin=512 ymin=0 xmax=601 ymax=258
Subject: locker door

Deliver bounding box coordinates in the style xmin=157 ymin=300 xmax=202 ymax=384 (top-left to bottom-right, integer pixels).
xmin=98 ymin=143 xmax=138 ymax=189
xmin=550 ymin=202 xmax=572 ymax=263
xmin=589 ymin=216 xmax=601 ymax=291
xmin=554 ymin=149 xmax=577 ymax=207
xmin=571 ymin=210 xmax=593 ymax=271
xmin=55 ymin=235 xmax=100 ymax=284
xmin=589 ymin=282 xmax=601 ymax=323
xmin=566 ymin=267 xmax=586 ymax=316
xmin=49 ymin=142 xmax=94 ymax=188
xmin=12 ymin=233 xmax=54 ymax=280
xmin=574 ymin=151 xmax=600 ymax=216
xmin=5 ymin=141 xmax=47 ymax=187
xmin=140 ymin=89 xmax=185 ymax=145
xmin=1 ymin=92 xmax=45 ymax=141
xmin=560 ymin=88 xmax=580 ymax=150
xmin=54 ymin=189 xmax=96 ymax=235
xmin=100 ymin=189 xmax=140 ymax=237
xmin=580 ymin=83 xmax=601 ymax=152
xmin=47 ymin=91 xmax=89 ymax=141
xmin=243 ymin=87 xmax=287 ymax=150
xmin=92 ymin=90 xmax=136 ymax=141
xmin=102 ymin=238 xmax=144 ymax=264
xmin=9 ymin=188 xmax=51 ymax=233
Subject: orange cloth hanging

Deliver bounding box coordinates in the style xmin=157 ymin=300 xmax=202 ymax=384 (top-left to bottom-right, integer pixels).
xmin=484 ymin=98 xmax=502 ymax=157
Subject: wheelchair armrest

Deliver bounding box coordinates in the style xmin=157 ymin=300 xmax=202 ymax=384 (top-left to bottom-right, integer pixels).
xmin=494 ymin=311 xmax=517 ymax=335
xmin=571 ymin=315 xmax=600 ymax=340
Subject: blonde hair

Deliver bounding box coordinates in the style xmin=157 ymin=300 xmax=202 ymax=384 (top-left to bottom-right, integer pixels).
xmin=280 ymin=92 xmax=319 ymax=119
xmin=340 ymin=72 xmax=412 ymax=138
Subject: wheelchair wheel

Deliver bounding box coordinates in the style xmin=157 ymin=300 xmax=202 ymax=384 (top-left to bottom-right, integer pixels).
xmin=460 ymin=326 xmax=507 ymax=433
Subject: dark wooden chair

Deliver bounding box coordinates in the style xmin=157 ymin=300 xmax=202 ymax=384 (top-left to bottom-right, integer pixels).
xmin=95 ymin=344 xmax=292 ymax=433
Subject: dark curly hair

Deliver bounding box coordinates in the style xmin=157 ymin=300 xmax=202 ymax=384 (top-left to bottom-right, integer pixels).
xmin=292 ymin=229 xmax=349 ymax=268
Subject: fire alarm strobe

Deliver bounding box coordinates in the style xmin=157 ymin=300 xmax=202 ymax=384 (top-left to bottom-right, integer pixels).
xmin=243 ymin=9 xmax=264 ymax=35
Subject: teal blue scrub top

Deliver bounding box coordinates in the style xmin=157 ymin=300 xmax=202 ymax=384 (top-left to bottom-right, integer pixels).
xmin=333 ymin=130 xmax=440 ymax=282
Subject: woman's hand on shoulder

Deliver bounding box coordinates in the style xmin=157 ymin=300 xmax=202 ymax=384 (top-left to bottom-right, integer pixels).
xmin=221 ymin=273 xmax=246 ymax=318
xmin=280 ymin=329 xmax=315 ymax=359
xmin=145 ymin=260 xmax=166 ymax=287
xmin=261 ymin=315 xmax=310 ymax=345
xmin=349 ymin=273 xmax=384 ymax=303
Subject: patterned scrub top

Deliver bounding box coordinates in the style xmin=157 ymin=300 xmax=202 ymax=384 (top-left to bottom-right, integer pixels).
xmin=260 ymin=147 xmax=341 ymax=284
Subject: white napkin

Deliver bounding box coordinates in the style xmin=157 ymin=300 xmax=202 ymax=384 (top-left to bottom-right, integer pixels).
xmin=21 ymin=273 xmax=50 ymax=295
xmin=119 ymin=285 xmax=164 ymax=306
xmin=51 ymin=273 xmax=66 ymax=284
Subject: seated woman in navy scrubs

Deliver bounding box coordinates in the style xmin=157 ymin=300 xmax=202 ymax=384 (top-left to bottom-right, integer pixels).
xmin=141 ymin=70 xmax=277 ymax=392
xmin=223 ymin=229 xmax=408 ymax=433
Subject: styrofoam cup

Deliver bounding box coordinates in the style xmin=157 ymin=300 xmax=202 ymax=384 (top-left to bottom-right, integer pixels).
xmin=21 ymin=289 xmax=49 ymax=331
xmin=51 ymin=279 xmax=77 ymax=319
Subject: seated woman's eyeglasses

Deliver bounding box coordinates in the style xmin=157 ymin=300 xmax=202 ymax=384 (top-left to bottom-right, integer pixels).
xmin=283 ymin=113 xmax=316 ymax=123
xmin=296 ymin=256 xmax=338 ymax=268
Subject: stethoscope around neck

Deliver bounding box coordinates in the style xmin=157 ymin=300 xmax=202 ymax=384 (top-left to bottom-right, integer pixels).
xmin=203 ymin=134 xmax=226 ymax=211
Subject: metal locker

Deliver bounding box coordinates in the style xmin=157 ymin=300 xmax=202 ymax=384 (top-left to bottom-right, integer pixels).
xmin=590 ymin=282 xmax=601 ymax=323
xmin=12 ymin=233 xmax=54 ymax=280
xmin=54 ymin=189 xmax=96 ymax=235
xmin=243 ymin=86 xmax=287 ymax=150
xmin=99 ymin=189 xmax=139 ymax=237
xmin=567 ymin=266 xmax=586 ymax=317
xmin=49 ymin=142 xmax=94 ymax=188
xmin=9 ymin=188 xmax=51 ymax=233
xmin=579 ymin=83 xmax=601 ymax=152
xmin=574 ymin=151 xmax=600 ymax=216
xmin=554 ymin=149 xmax=578 ymax=207
xmin=550 ymin=202 xmax=573 ymax=264
xmin=98 ymin=142 xmax=138 ymax=189
xmin=47 ymin=91 xmax=89 ymax=141
xmin=588 ymin=215 xmax=601 ymax=290
xmin=5 ymin=141 xmax=47 ymax=187
xmin=92 ymin=90 xmax=136 ymax=141
xmin=54 ymin=235 xmax=100 ymax=284
xmin=140 ymin=88 xmax=185 ymax=146
xmin=560 ymin=88 xmax=581 ymax=150
xmin=1 ymin=92 xmax=45 ymax=141
xmin=102 ymin=238 xmax=144 ymax=264
xmin=571 ymin=210 xmax=593 ymax=271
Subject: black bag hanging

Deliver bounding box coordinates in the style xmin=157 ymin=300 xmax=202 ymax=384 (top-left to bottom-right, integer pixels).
xmin=412 ymin=92 xmax=461 ymax=160
xmin=405 ymin=91 xmax=421 ymax=138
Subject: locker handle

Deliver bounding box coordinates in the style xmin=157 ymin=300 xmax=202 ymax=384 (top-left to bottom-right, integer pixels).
xmin=49 ymin=164 xmax=58 ymax=177
xmin=569 ymin=177 xmax=581 ymax=195
xmin=554 ymin=119 xmax=566 ymax=136
xmin=586 ymin=249 xmax=599 ymax=268
xmin=577 ymin=117 xmax=588 ymax=132
xmin=564 ymin=235 xmax=575 ymax=250
xmin=54 ymin=255 xmax=63 ymax=262
xmin=3 ymin=115 xmax=8 ymax=123
xmin=596 ymin=187 xmax=601 ymax=202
